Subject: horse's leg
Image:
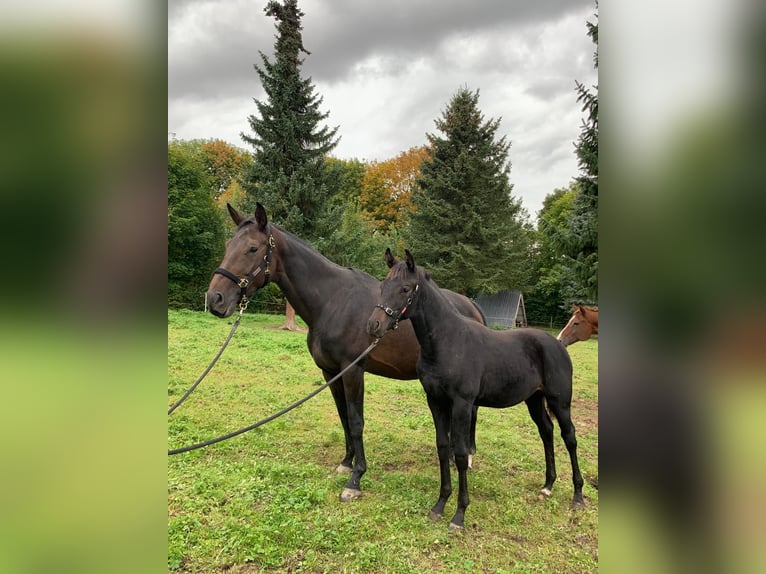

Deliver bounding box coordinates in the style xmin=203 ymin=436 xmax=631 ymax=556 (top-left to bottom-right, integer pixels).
xmin=425 ymin=393 xmax=452 ymax=521
xmin=325 ymin=370 xmax=353 ymax=474
xmin=468 ymin=405 xmax=478 ymax=470
xmin=449 ymin=406 xmax=477 ymax=469
xmin=338 ymin=365 xmax=367 ymax=502
xmin=525 ymin=391 xmax=557 ymax=498
xmin=448 ymin=398 xmax=474 ymax=530
xmin=546 ymin=395 xmax=585 ymax=508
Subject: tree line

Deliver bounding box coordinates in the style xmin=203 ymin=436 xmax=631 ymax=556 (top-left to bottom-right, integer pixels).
xmin=168 ymin=0 xmax=598 ymax=327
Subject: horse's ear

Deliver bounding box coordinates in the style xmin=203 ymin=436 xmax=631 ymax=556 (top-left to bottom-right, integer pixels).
xmin=577 ymin=305 xmax=586 ymax=314
xmin=227 ymin=203 xmax=244 ymax=225
xmin=404 ymin=249 xmax=416 ymax=272
xmin=254 ymin=202 xmax=268 ymax=231
xmin=385 ymin=248 xmax=397 ymax=268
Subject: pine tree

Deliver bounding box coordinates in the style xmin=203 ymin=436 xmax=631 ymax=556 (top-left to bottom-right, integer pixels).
xmin=405 ymin=87 xmax=531 ymax=296
xmin=562 ymin=8 xmax=598 ymax=303
xmin=240 ymin=0 xmax=339 ymax=240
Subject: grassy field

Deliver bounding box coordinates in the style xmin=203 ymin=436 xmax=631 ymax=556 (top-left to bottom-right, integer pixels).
xmin=168 ymin=310 xmax=598 ymax=573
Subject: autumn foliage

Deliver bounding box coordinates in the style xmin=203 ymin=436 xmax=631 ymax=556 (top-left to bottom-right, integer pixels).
xmin=359 ymin=146 xmax=428 ymax=231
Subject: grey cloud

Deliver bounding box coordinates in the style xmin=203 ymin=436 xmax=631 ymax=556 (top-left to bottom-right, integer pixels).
xmin=170 ymin=0 xmax=595 ymax=99
xmin=302 ymin=0 xmax=594 ymax=82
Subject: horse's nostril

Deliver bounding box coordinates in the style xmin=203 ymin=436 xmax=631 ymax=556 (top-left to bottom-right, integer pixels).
xmin=214 ymin=291 xmax=224 ymax=305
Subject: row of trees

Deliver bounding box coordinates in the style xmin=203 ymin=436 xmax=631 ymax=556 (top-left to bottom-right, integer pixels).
xmin=168 ymin=0 xmax=598 ymax=326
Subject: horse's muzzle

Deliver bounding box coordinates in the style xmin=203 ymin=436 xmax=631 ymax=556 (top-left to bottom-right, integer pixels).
xmin=206 ymin=289 xmax=235 ymax=318
xmin=366 ymin=309 xmax=390 ymax=339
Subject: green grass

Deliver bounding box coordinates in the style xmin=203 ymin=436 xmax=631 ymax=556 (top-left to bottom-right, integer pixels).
xmin=168 ymin=310 xmax=598 ymax=573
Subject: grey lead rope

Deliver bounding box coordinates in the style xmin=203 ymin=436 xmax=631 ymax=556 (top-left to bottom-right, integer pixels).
xmin=168 ymin=338 xmax=380 ymax=455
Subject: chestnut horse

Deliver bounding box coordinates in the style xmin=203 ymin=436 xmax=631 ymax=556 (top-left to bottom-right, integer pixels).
xmin=367 ymin=250 xmax=584 ymax=529
xmin=205 ymin=204 xmax=486 ymax=501
xmin=557 ymin=305 xmax=599 ymax=346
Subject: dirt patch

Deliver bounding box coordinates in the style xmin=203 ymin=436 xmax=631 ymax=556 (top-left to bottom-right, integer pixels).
xmin=571 ymin=396 xmax=598 ymax=432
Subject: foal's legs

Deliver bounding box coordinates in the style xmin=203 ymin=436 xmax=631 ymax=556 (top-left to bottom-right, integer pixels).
xmin=525 ymin=391 xmax=557 ymax=497
xmin=425 ymin=394 xmax=453 ymax=521
xmin=468 ymin=405 xmax=478 ymax=469
xmin=545 ymin=395 xmax=585 ymax=508
xmin=448 ymin=398 xmax=474 ymax=530
xmin=450 ymin=406 xmax=478 ymax=469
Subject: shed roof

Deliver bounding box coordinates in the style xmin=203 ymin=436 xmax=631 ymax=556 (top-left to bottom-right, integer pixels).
xmin=474 ymin=290 xmax=527 ymax=329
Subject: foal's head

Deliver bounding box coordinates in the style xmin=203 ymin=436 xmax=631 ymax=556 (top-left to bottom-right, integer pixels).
xmin=206 ymin=203 xmax=277 ymax=318
xmin=367 ymin=249 xmax=423 ymax=338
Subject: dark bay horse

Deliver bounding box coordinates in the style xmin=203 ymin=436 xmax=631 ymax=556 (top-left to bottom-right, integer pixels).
xmin=557 ymin=305 xmax=599 ymax=346
xmin=367 ymin=250 xmax=584 ymax=529
xmin=206 ymin=204 xmax=486 ymax=501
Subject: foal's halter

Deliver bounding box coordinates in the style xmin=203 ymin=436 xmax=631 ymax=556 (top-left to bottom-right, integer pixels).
xmin=375 ymin=283 xmax=419 ymax=330
xmin=213 ymin=228 xmax=276 ymax=309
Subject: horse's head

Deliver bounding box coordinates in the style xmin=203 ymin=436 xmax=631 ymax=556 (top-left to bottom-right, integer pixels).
xmin=367 ymin=248 xmax=422 ymax=338
xmin=557 ymin=305 xmax=596 ymax=346
xmin=206 ymin=203 xmax=277 ymax=318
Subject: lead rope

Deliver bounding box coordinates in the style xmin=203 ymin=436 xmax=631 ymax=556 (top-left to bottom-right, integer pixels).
xmin=168 ymin=338 xmax=380 ymax=455
xmin=167 ymin=294 xmax=250 ymax=415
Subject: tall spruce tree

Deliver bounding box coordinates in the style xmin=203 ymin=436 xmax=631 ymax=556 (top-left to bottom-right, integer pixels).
xmin=561 ymin=8 xmax=598 ymax=303
xmin=406 ymin=87 xmax=530 ymax=296
xmin=240 ymin=0 xmax=339 ymax=239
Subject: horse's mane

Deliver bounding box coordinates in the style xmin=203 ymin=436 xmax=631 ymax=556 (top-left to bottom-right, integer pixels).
xmin=239 ymin=219 xmax=375 ymax=280
xmin=387 ymin=261 xmax=431 ymax=282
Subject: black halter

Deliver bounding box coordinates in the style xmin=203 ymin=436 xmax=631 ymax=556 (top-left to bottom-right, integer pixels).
xmin=213 ymin=229 xmax=276 ymax=302
xmin=375 ymin=283 xmax=419 ymax=330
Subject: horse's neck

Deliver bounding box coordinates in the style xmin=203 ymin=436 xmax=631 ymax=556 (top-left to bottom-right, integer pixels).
xmin=408 ymin=280 xmax=456 ymax=359
xmin=273 ymin=228 xmax=343 ymax=327
xmin=587 ymin=310 xmax=599 ymax=331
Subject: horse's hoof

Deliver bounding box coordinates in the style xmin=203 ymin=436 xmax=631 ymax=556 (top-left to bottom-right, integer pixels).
xmin=538 ymin=487 xmax=552 ymax=500
xmin=448 ymin=522 xmax=464 ymax=532
xmin=340 ymin=488 xmax=362 ymax=502
xmin=428 ymin=510 xmax=443 ymax=521
xmin=571 ymin=497 xmax=586 ymax=510
xmin=335 ymin=464 xmax=353 ymax=474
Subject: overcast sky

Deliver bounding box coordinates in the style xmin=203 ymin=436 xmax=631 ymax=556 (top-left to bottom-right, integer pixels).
xmin=168 ymin=0 xmax=597 ymax=217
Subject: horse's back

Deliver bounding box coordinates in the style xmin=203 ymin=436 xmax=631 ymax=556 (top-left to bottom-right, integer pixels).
xmin=500 ymin=328 xmax=572 ymax=372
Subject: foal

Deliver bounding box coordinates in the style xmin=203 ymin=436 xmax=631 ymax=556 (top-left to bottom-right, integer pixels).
xmin=367 ymin=250 xmax=584 ymax=529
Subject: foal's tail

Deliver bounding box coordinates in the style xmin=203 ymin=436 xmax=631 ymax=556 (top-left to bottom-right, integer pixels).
xmin=540 ymin=332 xmax=574 ymax=403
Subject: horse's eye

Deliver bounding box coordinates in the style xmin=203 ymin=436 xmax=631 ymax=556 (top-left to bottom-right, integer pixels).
xmin=402 ymin=286 xmax=410 ymax=294
xmin=248 ymin=246 xmax=259 ymax=253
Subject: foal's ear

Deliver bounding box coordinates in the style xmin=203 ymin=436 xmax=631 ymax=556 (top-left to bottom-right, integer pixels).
xmin=404 ymin=249 xmax=416 ymax=272
xmin=254 ymin=202 xmax=268 ymax=231
xmin=227 ymin=203 xmax=245 ymax=226
xmin=385 ymin=248 xmax=397 ymax=268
